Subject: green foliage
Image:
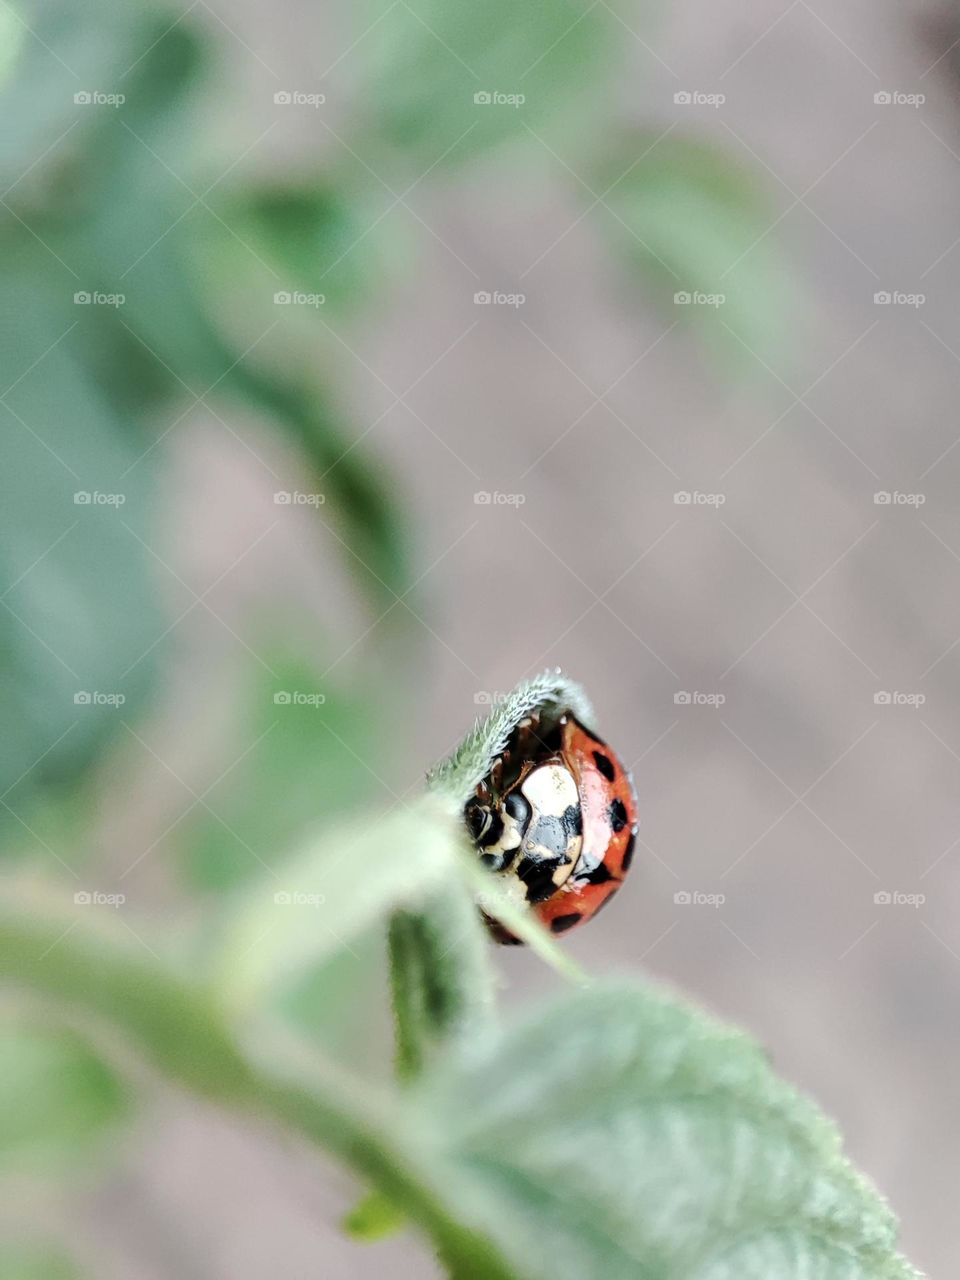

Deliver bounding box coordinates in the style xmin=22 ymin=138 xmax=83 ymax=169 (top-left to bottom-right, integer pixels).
xmin=359 ymin=0 xmax=614 ymax=165
xmin=208 ymin=180 xmax=399 ymax=319
xmin=414 ymin=985 xmax=920 ymax=1280
xmin=596 ymin=133 xmax=793 ymax=374
xmin=0 ymin=0 xmax=412 ymax=824
xmin=0 ymin=881 xmax=921 ymax=1280
xmin=343 ymin=1189 xmax=408 ymax=1242
xmin=182 ymin=655 xmax=381 ymax=890
xmin=0 ymin=1022 xmax=129 ymax=1173
xmin=215 ymin=793 xmax=465 ymax=1015
xmin=0 ymin=261 xmax=160 ymax=804
xmin=0 ymin=1243 xmax=85 ymax=1280
xmin=0 ymin=0 xmax=793 ymax=822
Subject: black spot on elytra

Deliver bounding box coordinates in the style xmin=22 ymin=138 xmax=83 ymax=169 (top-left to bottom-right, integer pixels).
xmin=621 ymin=830 xmax=636 ymax=872
xmin=551 ymin=912 xmax=582 ymax=933
xmin=580 ymin=859 xmax=616 ymax=886
xmin=608 ymin=798 xmax=628 ymax=833
xmin=516 ymin=856 xmax=564 ymax=904
xmin=593 ymin=751 xmax=616 ymax=782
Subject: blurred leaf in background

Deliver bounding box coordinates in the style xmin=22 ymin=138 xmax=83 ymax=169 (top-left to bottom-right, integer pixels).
xmin=358 ymin=0 xmax=616 ymax=166
xmin=205 ymin=179 xmax=402 ymax=320
xmin=596 ymin=132 xmax=794 ymax=376
xmin=181 ymin=651 xmax=393 ymax=1057
xmin=180 ymin=653 xmax=383 ymax=891
xmin=0 ymin=1022 xmax=130 ymax=1174
xmin=0 ymin=0 xmax=413 ymax=836
xmin=0 ymin=1243 xmax=84 ymax=1280
xmin=0 ymin=258 xmax=161 ymax=807
xmin=0 ymin=9 xmax=25 ymax=90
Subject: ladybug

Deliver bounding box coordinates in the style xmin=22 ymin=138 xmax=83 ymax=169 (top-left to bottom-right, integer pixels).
xmin=465 ymin=709 xmax=637 ymax=941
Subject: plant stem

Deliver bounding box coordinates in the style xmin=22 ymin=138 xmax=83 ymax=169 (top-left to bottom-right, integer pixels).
xmin=388 ymin=888 xmax=496 ymax=1082
xmin=388 ymin=910 xmax=429 ymax=1080
xmin=0 ymin=904 xmax=515 ymax=1280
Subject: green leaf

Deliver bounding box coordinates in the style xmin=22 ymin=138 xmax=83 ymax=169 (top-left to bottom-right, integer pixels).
xmin=0 ymin=899 xmax=517 ymax=1280
xmin=206 ymin=179 xmax=408 ymax=320
xmin=0 ymin=7 xmax=26 ymax=91
xmin=181 ymin=657 xmax=382 ymax=890
xmin=0 ymin=1242 xmax=84 ymax=1280
xmin=277 ymin=925 xmax=386 ymax=1062
xmin=0 ymin=260 xmax=160 ymax=810
xmin=184 ymin=655 xmax=424 ymax=1063
xmin=596 ymin=133 xmax=795 ymax=376
xmin=0 ymin=1023 xmax=130 ymax=1174
xmin=227 ymin=370 xmax=410 ymax=599
xmin=358 ymin=0 xmax=614 ymax=166
xmin=412 ymin=984 xmax=921 ymax=1280
xmin=1 ymin=12 xmax=409 ymax=604
xmin=0 ymin=900 xmax=921 ymax=1280
xmin=214 ymin=793 xmax=464 ymax=1015
xmin=0 ymin=0 xmax=152 ymax=182
xmin=343 ymin=1189 xmax=407 ymax=1241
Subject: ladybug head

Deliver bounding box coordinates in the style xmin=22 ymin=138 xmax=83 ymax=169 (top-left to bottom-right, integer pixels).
xmin=464 ymin=789 xmax=531 ymax=872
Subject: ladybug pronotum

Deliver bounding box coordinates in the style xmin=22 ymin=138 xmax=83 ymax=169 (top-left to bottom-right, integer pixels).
xmin=465 ymin=708 xmax=638 ymax=941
